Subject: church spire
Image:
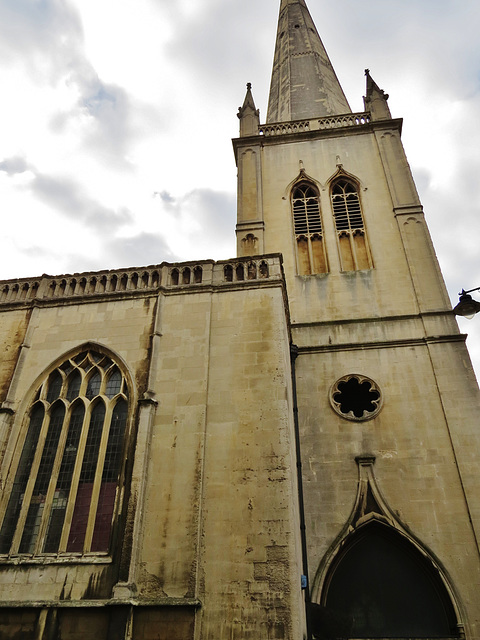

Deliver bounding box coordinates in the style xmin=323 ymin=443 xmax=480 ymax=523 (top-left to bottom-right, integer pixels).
xmin=267 ymin=0 xmax=351 ymax=123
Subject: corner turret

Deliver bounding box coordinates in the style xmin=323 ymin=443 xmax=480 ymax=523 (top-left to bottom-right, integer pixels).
xmin=363 ymin=69 xmax=392 ymax=120
xmin=237 ymin=83 xmax=260 ymax=137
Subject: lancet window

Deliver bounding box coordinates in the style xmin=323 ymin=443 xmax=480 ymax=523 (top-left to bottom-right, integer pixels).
xmin=292 ymin=182 xmax=328 ymax=275
xmin=331 ymin=178 xmax=372 ymax=271
xmin=0 ymin=348 xmax=130 ymax=557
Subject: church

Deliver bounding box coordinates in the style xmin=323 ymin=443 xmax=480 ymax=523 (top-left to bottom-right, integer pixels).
xmin=0 ymin=0 xmax=479 ymax=638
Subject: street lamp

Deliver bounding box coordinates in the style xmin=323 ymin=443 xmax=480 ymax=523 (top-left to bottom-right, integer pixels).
xmin=453 ymin=287 xmax=480 ymax=319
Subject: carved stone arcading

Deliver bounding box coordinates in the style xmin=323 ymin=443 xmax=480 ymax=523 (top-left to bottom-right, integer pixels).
xmin=258 ymin=112 xmax=371 ymax=137
xmin=0 ymin=256 xmax=284 ymax=306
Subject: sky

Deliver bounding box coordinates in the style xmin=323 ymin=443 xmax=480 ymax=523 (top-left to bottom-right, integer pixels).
xmin=0 ymin=0 xmax=479 ymax=379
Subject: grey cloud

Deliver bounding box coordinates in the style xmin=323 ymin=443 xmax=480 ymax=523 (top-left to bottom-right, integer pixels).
xmin=158 ymin=188 xmax=235 ymax=242
xmin=0 ymin=156 xmax=31 ymax=175
xmin=164 ymin=1 xmax=274 ymax=105
xmin=32 ymin=173 xmax=133 ymax=230
xmin=181 ymin=188 xmax=236 ymax=238
xmin=0 ymin=0 xmax=84 ymax=80
xmin=106 ymin=233 xmax=178 ymax=267
xmin=420 ymin=168 xmax=480 ymax=303
xmin=47 ymin=232 xmax=177 ymax=276
xmin=0 ymin=158 xmax=133 ymax=231
xmin=51 ymin=76 xmax=136 ymax=163
xmin=411 ymin=169 xmax=432 ymax=196
xmin=158 ymin=191 xmax=175 ymax=204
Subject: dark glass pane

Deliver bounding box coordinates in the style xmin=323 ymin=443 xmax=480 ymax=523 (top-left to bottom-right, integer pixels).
xmin=0 ymin=405 xmax=45 ymax=554
xmin=43 ymin=403 xmax=85 ymax=553
xmin=66 ymin=403 xmax=105 ymax=552
xmin=90 ymin=401 xmax=127 ymax=552
xmin=60 ymin=360 xmax=73 ymax=375
xmin=105 ymin=369 xmax=122 ymax=398
xmin=66 ymin=371 xmax=81 ymax=402
xmin=86 ymin=371 xmax=101 ymax=400
xmin=46 ymin=371 xmax=62 ymax=403
xmin=323 ymin=525 xmax=457 ymax=638
xmin=19 ymin=404 xmax=65 ymax=553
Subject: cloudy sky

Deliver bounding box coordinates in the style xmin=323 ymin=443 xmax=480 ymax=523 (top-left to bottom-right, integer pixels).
xmin=0 ymin=0 xmax=479 ymax=378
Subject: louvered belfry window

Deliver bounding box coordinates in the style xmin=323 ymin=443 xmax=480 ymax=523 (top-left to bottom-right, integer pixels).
xmin=0 ymin=349 xmax=129 ymax=557
xmin=292 ymin=182 xmax=328 ymax=275
xmin=331 ymin=179 xmax=372 ymax=271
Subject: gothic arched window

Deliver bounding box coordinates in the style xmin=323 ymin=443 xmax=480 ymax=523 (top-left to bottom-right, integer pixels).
xmin=292 ymin=182 xmax=328 ymax=275
xmin=331 ymin=179 xmax=372 ymax=271
xmin=0 ymin=349 xmax=130 ymax=557
xmin=316 ymin=523 xmax=458 ymax=639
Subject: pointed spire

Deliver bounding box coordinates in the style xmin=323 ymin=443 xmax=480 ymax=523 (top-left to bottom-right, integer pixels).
xmin=363 ymin=69 xmax=391 ymax=121
xmin=237 ymin=83 xmax=260 ymax=137
xmin=267 ymin=0 xmax=351 ymax=123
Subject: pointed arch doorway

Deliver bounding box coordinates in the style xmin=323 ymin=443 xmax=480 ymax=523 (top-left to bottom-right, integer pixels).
xmin=310 ymin=457 xmax=461 ymax=639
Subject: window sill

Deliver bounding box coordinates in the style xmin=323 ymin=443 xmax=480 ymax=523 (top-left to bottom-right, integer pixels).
xmin=0 ymin=554 xmax=112 ymax=566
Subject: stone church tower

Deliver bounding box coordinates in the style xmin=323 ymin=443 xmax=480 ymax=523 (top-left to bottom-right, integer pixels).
xmin=235 ymin=0 xmax=480 ymax=638
xmin=0 ymin=0 xmax=479 ymax=638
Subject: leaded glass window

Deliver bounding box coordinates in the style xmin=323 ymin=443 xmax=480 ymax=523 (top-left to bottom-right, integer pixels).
xmin=0 ymin=349 xmax=129 ymax=557
xmin=292 ymin=182 xmax=328 ymax=275
xmin=331 ymin=179 xmax=372 ymax=271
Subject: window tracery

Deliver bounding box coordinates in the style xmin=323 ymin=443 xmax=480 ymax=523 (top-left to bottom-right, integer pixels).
xmin=292 ymin=182 xmax=328 ymax=275
xmin=331 ymin=178 xmax=372 ymax=271
xmin=0 ymin=349 xmax=130 ymax=558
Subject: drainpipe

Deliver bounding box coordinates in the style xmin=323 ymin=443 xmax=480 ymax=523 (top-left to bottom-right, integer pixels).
xmin=290 ymin=343 xmax=312 ymax=640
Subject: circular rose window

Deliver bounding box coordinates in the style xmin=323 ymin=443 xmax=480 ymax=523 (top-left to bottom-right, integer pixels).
xmin=330 ymin=374 xmax=382 ymax=421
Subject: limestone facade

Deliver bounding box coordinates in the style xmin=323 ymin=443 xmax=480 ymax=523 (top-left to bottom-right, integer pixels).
xmin=0 ymin=257 xmax=305 ymax=639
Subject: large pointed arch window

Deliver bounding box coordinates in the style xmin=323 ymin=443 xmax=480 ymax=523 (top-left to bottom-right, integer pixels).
xmin=331 ymin=178 xmax=372 ymax=271
xmin=315 ymin=523 xmax=458 ymax=639
xmin=292 ymin=182 xmax=328 ymax=275
xmin=0 ymin=349 xmax=130 ymax=557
